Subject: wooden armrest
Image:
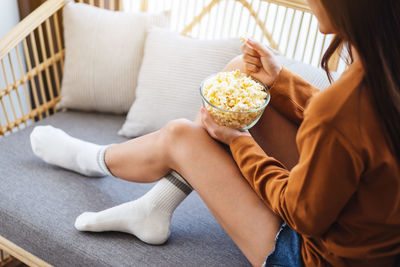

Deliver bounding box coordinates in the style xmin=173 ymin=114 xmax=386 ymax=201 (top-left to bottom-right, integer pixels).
xmin=0 ymin=0 xmax=65 ymax=59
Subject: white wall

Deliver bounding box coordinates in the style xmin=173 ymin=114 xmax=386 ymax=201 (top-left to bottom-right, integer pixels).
xmin=0 ymin=0 xmax=20 ymax=39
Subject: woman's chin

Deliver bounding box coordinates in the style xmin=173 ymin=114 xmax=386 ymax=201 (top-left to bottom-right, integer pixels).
xmin=318 ymin=24 xmax=335 ymax=35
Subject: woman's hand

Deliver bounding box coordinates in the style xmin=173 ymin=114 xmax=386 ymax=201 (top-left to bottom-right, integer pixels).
xmin=242 ymin=39 xmax=283 ymax=87
xmin=200 ymin=107 xmax=251 ymax=145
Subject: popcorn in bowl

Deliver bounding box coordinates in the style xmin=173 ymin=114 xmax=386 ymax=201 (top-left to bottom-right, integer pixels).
xmin=200 ymin=70 xmax=270 ymax=131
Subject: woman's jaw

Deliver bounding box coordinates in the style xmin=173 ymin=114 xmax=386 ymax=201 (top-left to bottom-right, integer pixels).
xmin=306 ymin=0 xmax=336 ymax=34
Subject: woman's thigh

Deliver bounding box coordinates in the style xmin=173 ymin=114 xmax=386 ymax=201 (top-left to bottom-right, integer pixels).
xmin=194 ymin=105 xmax=300 ymax=170
xmin=162 ymin=119 xmax=281 ymax=266
xmin=250 ymin=106 xmax=299 ymax=170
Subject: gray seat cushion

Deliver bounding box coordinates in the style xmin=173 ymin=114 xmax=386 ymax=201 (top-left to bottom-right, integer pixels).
xmin=0 ymin=110 xmax=250 ymax=266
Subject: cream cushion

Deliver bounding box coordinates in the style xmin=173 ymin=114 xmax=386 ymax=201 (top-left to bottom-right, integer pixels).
xmin=58 ymin=3 xmax=169 ymax=114
xmin=118 ymin=28 xmax=242 ymax=137
xmin=276 ymin=56 xmax=337 ymax=89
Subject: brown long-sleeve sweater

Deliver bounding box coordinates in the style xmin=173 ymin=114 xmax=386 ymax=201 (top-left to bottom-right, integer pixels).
xmin=229 ymin=61 xmax=400 ymax=266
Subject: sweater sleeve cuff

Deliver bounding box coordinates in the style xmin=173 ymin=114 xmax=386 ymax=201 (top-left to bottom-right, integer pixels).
xmin=267 ymin=67 xmax=319 ymax=125
xmin=269 ymin=67 xmax=293 ymax=94
xmin=229 ymin=135 xmax=256 ymax=154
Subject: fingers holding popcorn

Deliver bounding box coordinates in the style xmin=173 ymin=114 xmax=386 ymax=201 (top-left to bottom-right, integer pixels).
xmin=242 ymin=53 xmax=262 ymax=68
xmin=241 ymin=43 xmax=259 ymax=57
xmin=245 ymin=63 xmax=260 ymax=74
xmin=247 ymin=38 xmax=274 ymax=58
xmin=239 ymin=37 xmax=283 ymax=87
xmin=241 ymin=42 xmax=263 ymax=74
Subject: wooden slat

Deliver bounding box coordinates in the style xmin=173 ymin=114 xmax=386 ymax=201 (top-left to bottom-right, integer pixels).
xmin=318 ymin=34 xmax=327 ymax=64
xmin=194 ymin=0 xmax=202 ymax=37
xmin=292 ymin=11 xmax=304 ymax=58
xmin=45 ymin=18 xmax=61 ymax=95
xmin=37 ymin=24 xmax=56 ymax=112
xmin=0 ymin=97 xmax=60 ymax=136
xmin=251 ymin=0 xmax=262 ymax=37
xmin=219 ymin=0 xmax=229 ymax=37
xmin=244 ymin=0 xmax=254 ymax=33
xmin=277 ymin=7 xmax=288 ymax=48
xmin=7 ymin=51 xmax=28 ymax=128
xmin=183 ymin=0 xmax=190 ymax=31
xmin=1 ymin=50 xmax=64 ymax=101
xmin=270 ymin=4 xmax=280 ymax=37
xmin=309 ymin=26 xmax=319 ymax=64
xmin=284 ymin=9 xmax=296 ymax=55
xmin=235 ymin=1 xmax=245 ymax=36
xmin=0 ymin=235 xmax=52 ymax=267
xmin=163 ymin=0 xmax=168 ymax=11
xmin=0 ymin=249 xmax=14 ymax=266
xmin=1 ymin=58 xmax=20 ymax=131
xmin=182 ymin=0 xmax=220 ymax=36
xmin=0 ymin=97 xmax=12 ymax=135
xmin=212 ymin=0 xmax=222 ymax=38
xmin=261 ymin=0 xmax=310 ymax=12
xmin=29 ymin=31 xmax=50 ymax=117
xmin=52 ymin=12 xmax=64 ymax=74
xmin=301 ymin=14 xmax=313 ymax=62
xmin=237 ymin=0 xmax=279 ymax=49
xmin=176 ymin=0 xmax=185 ymax=32
xmin=22 ymin=38 xmax=43 ymax=120
xmin=260 ymin=1 xmax=271 ymax=42
xmin=0 ymin=0 xmax=64 ymax=59
xmin=15 ymin=44 xmax=32 ymax=113
xmin=140 ymin=0 xmax=148 ymax=12
xmin=228 ymin=0 xmax=238 ymax=36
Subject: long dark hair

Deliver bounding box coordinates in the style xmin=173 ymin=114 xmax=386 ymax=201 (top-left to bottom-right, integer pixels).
xmin=320 ymin=0 xmax=400 ymax=159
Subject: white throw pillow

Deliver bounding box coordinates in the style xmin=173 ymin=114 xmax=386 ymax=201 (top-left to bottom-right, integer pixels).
xmin=118 ymin=28 xmax=242 ymax=137
xmin=276 ymin=56 xmax=337 ymax=89
xmin=58 ymin=3 xmax=169 ymax=114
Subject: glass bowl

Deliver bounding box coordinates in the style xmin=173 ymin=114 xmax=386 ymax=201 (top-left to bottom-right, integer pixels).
xmin=200 ymin=74 xmax=270 ymax=131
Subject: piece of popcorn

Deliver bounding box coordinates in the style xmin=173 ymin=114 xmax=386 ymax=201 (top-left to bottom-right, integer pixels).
xmin=240 ymin=33 xmax=249 ymax=43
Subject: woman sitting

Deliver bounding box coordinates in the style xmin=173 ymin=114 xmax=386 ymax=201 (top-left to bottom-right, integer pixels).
xmin=29 ymin=0 xmax=400 ymax=266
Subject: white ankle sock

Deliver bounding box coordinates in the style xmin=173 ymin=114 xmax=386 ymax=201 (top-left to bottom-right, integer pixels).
xmin=30 ymin=125 xmax=193 ymax=244
xmin=30 ymin=125 xmax=112 ymax=177
xmin=74 ymin=171 xmax=192 ymax=245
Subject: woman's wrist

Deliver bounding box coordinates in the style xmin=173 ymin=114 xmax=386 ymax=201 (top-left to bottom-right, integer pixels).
xmin=265 ymin=64 xmax=283 ymax=88
xmin=227 ymin=132 xmax=251 ymax=146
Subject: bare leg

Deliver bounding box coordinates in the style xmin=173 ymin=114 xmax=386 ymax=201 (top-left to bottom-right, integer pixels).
xmin=105 ymin=119 xmax=282 ymax=266
xmin=104 ymin=131 xmax=171 ymax=182
xmin=30 ymin=54 xmax=299 ymax=264
xmin=106 ymin=54 xmax=299 ymax=180
xmin=103 ymin=56 xmax=300 ymax=266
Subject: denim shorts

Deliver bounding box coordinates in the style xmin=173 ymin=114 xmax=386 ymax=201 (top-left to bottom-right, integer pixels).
xmin=262 ymin=223 xmax=303 ymax=267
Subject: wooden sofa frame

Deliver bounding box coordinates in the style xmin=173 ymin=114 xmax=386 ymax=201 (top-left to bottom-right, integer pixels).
xmin=0 ymin=0 xmax=340 ymax=265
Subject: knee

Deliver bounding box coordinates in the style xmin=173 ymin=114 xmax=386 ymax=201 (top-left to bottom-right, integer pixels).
xmin=161 ymin=119 xmax=209 ymax=154
xmin=161 ymin=119 xmax=200 ymax=145
xmin=223 ymin=55 xmax=246 ymax=72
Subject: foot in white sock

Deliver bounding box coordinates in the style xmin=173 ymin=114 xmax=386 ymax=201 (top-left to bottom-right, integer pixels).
xmin=74 ymin=171 xmax=192 ymax=245
xmin=30 ymin=125 xmax=111 ymax=177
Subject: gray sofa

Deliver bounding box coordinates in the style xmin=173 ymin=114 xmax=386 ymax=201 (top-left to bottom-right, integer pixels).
xmin=0 ymin=56 xmax=334 ymax=266
xmin=0 ymin=111 xmax=250 ymax=266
